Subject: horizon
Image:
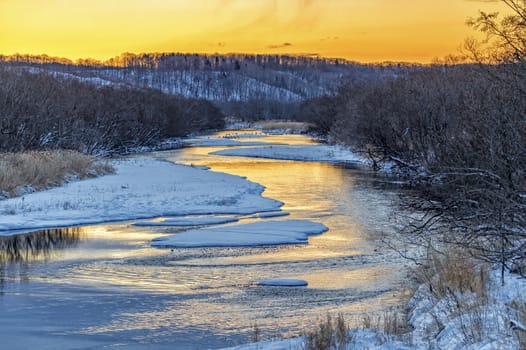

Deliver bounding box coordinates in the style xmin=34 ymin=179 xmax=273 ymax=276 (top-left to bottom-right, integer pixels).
xmin=0 ymin=0 xmax=510 ymax=64
xmin=0 ymin=50 xmax=433 ymax=66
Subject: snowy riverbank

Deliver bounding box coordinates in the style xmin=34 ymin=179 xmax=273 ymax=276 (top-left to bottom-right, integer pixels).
xmin=0 ymin=157 xmax=283 ymax=234
xmin=0 ymin=131 xmax=369 ymax=238
xmin=221 ymin=269 xmax=526 ymax=350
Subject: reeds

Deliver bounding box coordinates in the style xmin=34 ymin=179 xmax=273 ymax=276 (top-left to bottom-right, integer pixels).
xmin=0 ymin=150 xmax=113 ymax=198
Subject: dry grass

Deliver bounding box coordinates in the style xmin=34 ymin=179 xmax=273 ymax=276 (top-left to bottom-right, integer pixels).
xmin=303 ymin=310 xmax=411 ymax=349
xmin=415 ymin=248 xmax=498 ymax=345
xmin=254 ymin=120 xmax=312 ymax=132
xmin=0 ymin=150 xmax=114 ymax=198
xmin=361 ymin=309 xmax=410 ymax=336
xmin=304 ymin=313 xmax=349 ymax=350
xmin=416 ymin=249 xmax=489 ymax=300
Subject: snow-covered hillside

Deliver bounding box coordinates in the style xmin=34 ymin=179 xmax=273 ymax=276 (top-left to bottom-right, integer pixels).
xmin=2 ymin=53 xmax=410 ymax=103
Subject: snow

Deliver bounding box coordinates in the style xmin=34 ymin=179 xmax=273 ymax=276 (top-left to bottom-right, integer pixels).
xmin=258 ymin=279 xmax=308 ymax=287
xmin=222 ymin=133 xmax=265 ymax=139
xmin=21 ymin=66 xmax=116 ymax=87
xmin=183 ymin=137 xmax=276 ymax=147
xmin=405 ymin=269 xmax=525 ymax=350
xmin=133 ymin=216 xmax=239 ymax=227
xmin=116 ymin=138 xmax=183 ymax=155
xmin=221 ymin=329 xmax=413 ymax=350
xmin=151 ymin=220 xmax=328 ymax=248
xmin=221 ymin=338 xmax=303 ymax=350
xmin=211 ymin=144 xmax=367 ymax=164
xmin=222 ymin=268 xmax=526 ymax=350
xmin=0 ymin=158 xmax=282 ymax=234
xmin=249 ymin=211 xmax=290 ymax=218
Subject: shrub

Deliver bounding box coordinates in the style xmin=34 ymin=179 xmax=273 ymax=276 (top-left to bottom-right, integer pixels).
xmin=304 ymin=313 xmax=349 ymax=350
xmin=416 ymin=249 xmax=489 ymax=301
xmin=0 ymin=150 xmax=113 ymax=198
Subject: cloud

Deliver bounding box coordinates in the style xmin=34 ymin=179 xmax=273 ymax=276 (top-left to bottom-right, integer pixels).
xmin=267 ymin=42 xmax=293 ymax=49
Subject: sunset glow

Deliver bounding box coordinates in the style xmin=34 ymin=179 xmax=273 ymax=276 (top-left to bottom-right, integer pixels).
xmin=0 ymin=0 xmax=510 ymax=63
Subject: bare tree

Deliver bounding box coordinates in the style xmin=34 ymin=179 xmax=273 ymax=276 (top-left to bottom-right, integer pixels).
xmin=467 ymin=0 xmax=526 ymax=62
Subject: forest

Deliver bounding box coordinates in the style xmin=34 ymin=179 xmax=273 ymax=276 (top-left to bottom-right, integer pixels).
xmin=297 ymin=5 xmax=526 ymax=282
xmin=0 ymin=52 xmax=414 ymax=120
xmin=0 ymin=67 xmax=224 ymax=154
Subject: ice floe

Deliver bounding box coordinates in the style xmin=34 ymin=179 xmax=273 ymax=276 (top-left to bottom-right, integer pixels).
xmin=133 ymin=216 xmax=239 ymax=227
xmin=258 ymin=279 xmax=308 ymax=287
xmin=210 ymin=144 xmax=366 ymax=164
xmin=249 ymin=211 xmax=290 ymax=219
xmin=183 ymin=137 xmax=274 ymax=147
xmin=151 ymin=220 xmax=328 ymax=248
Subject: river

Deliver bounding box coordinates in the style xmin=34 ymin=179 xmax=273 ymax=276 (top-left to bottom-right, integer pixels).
xmin=0 ymin=131 xmax=411 ymax=349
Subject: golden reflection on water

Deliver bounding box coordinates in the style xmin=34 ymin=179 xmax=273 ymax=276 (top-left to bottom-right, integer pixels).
xmin=297 ymin=266 xmax=399 ymax=290
xmin=167 ymin=137 xmax=380 ymax=258
xmin=165 ymin=247 xmax=348 ymax=266
xmin=83 ymin=269 xmax=407 ymax=339
xmin=3 ymin=131 xmax=409 ymax=344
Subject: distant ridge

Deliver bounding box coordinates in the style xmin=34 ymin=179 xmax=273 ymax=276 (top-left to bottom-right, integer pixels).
xmin=0 ymin=52 xmax=418 ymax=103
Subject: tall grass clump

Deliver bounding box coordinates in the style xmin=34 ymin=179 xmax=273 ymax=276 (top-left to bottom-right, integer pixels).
xmin=304 ymin=313 xmax=349 ymax=350
xmin=412 ymin=248 xmax=505 ymax=346
xmin=361 ymin=308 xmax=409 ymax=337
xmin=416 ymin=249 xmax=489 ymax=301
xmin=0 ymin=150 xmax=113 ymax=198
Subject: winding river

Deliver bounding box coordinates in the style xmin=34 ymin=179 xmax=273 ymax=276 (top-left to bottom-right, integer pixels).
xmin=0 ymin=131 xmax=411 ymax=349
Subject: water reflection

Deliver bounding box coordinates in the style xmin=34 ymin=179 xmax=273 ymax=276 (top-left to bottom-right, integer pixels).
xmin=0 ymin=227 xmax=84 ymax=264
xmin=0 ymin=131 xmax=410 ymax=349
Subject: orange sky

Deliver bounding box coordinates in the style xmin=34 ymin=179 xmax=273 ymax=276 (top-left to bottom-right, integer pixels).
xmin=0 ymin=0 xmax=509 ymax=63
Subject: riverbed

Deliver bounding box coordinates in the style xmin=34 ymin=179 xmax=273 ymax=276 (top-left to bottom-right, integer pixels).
xmin=0 ymin=131 xmax=411 ymax=349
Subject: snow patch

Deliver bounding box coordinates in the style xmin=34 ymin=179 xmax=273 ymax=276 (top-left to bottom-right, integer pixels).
xmin=184 ymin=137 xmax=274 ymax=147
xmin=258 ymin=279 xmax=308 ymax=287
xmin=221 ymin=329 xmax=413 ymax=350
xmin=151 ymin=220 xmax=328 ymax=248
xmin=250 ymin=211 xmax=290 ymax=219
xmin=211 ymin=144 xmax=367 ymax=164
xmin=222 ymin=133 xmax=265 ymax=139
xmin=133 ymin=216 xmax=239 ymax=227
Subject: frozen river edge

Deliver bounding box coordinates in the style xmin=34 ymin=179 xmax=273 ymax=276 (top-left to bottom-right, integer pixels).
xmin=0 ymin=157 xmax=286 ymax=234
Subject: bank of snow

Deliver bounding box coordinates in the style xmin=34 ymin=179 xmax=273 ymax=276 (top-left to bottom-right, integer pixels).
xmin=151 ymin=220 xmax=328 ymax=248
xmin=224 ymin=268 xmax=526 ymax=350
xmin=210 ymin=144 xmax=366 ymax=164
xmin=0 ymin=158 xmax=282 ymax=234
xmin=405 ymin=269 xmax=525 ymax=350
xmin=221 ymin=329 xmax=412 ymax=350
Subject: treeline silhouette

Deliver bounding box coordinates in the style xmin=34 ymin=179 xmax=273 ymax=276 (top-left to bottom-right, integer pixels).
xmin=0 ymin=52 xmax=418 ymax=71
xmin=299 ymin=63 xmax=525 ymax=171
xmin=0 ymin=66 xmax=224 ymax=154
